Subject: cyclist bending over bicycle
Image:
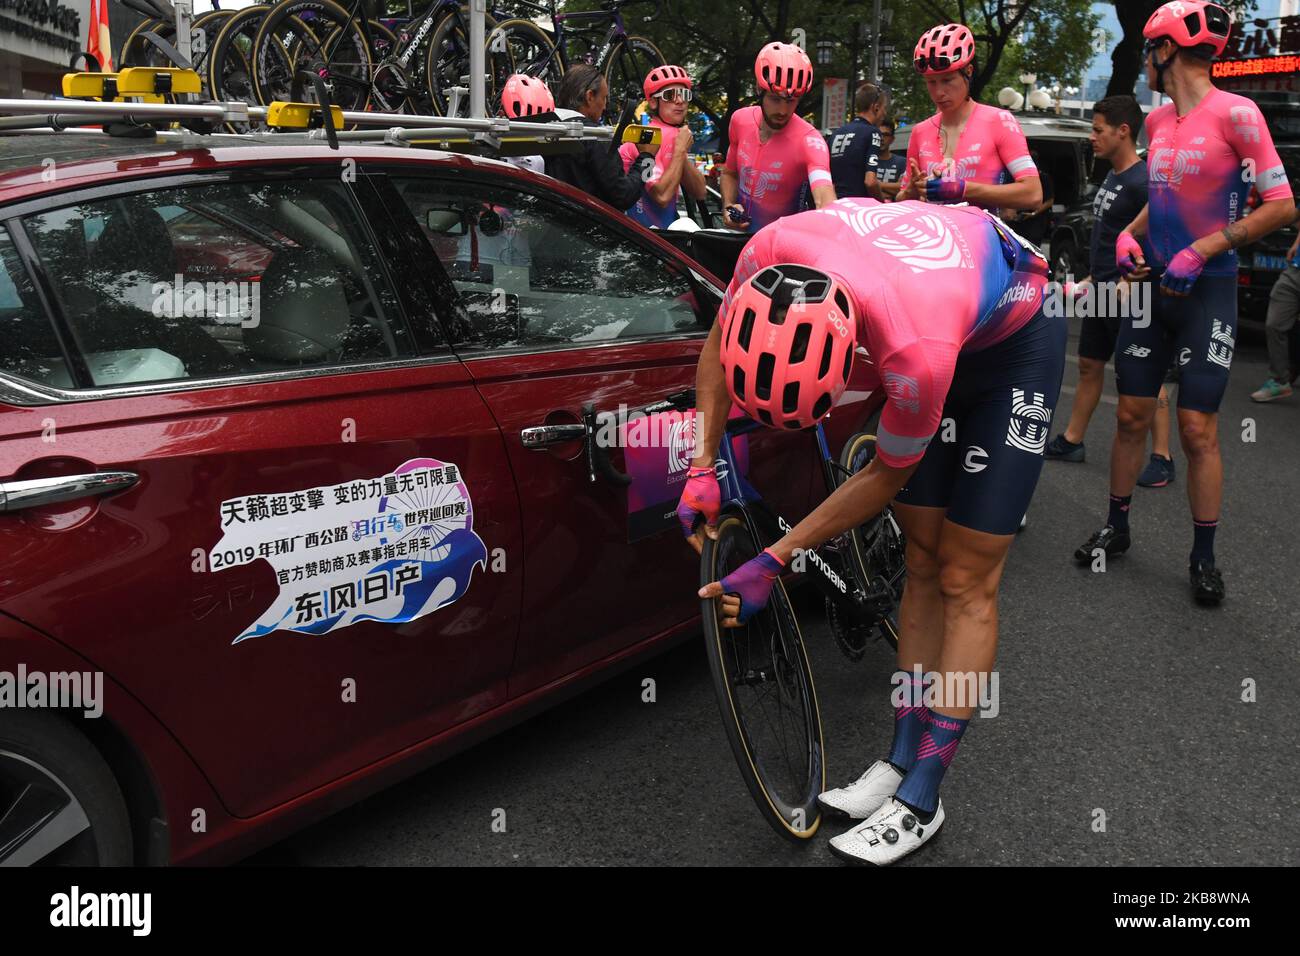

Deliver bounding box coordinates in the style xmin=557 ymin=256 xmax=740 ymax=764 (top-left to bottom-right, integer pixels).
xmin=677 ymin=194 xmax=1066 ymax=865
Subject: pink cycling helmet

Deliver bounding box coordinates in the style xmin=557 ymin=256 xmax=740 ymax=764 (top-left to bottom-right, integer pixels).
xmin=1143 ymin=0 xmax=1232 ymax=56
xmin=755 ymin=42 xmax=814 ymax=97
xmin=501 ymin=73 xmax=554 ymax=118
xmin=720 ymin=264 xmax=856 ymax=430
xmin=913 ymin=23 xmax=976 ymax=75
xmin=644 ymin=64 xmax=692 ymax=100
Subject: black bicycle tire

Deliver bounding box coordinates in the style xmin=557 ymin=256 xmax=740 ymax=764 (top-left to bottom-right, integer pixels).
xmin=602 ymin=34 xmax=664 ymax=124
xmin=488 ymin=18 xmax=562 ymax=90
xmin=252 ymin=0 xmax=373 ymax=110
xmin=120 ymin=18 xmax=171 ymax=68
xmin=701 ymin=513 xmax=825 ymax=843
xmin=424 ymin=5 xmax=507 ymax=117
xmin=209 ymin=4 xmax=271 ymax=131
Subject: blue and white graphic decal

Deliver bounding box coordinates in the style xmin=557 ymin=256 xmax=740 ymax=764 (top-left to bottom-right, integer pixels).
xmin=209 ymin=458 xmax=488 ymax=644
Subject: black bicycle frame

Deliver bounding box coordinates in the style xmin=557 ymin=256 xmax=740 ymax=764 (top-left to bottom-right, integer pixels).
xmin=715 ymin=414 xmax=895 ymax=621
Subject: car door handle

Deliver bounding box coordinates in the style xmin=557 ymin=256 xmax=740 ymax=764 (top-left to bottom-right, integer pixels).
xmin=520 ymin=424 xmax=586 ymax=449
xmin=0 ymin=471 xmax=140 ymax=513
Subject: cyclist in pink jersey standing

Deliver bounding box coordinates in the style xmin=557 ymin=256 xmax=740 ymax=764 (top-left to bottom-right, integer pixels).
xmin=897 ymin=23 xmax=1043 ymax=216
xmin=1073 ymin=1 xmax=1294 ymax=605
xmin=676 ymin=198 xmax=1066 ymax=864
xmin=720 ymin=42 xmax=837 ymax=234
xmin=617 ymin=65 xmax=708 ymax=230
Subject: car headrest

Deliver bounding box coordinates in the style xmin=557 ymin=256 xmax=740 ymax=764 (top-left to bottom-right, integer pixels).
xmin=95 ymin=205 xmax=176 ymax=279
xmin=244 ymin=250 xmax=351 ymax=363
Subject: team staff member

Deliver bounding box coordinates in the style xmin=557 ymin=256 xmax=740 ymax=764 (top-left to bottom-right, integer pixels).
xmin=676 ymin=197 xmax=1064 ymax=864
xmin=828 ymin=83 xmax=890 ymax=200
xmin=547 ymin=64 xmax=655 ymax=211
xmin=1251 ymin=223 xmax=1300 ymax=402
xmin=500 ymin=74 xmax=554 ymax=175
xmin=618 ymin=65 xmax=708 ymax=229
xmin=721 ymin=42 xmax=837 ymax=233
xmin=898 ymin=23 xmax=1042 ymax=214
xmin=1076 ymin=1 xmax=1294 ymax=604
xmin=876 ymin=117 xmax=908 ymax=199
xmin=1045 ymin=95 xmax=1176 ymax=483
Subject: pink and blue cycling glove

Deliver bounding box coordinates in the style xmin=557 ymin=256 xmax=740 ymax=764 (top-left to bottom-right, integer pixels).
xmin=1160 ymin=246 xmax=1206 ymax=295
xmin=717 ymin=548 xmax=785 ymax=624
xmin=925 ymin=176 xmax=965 ymax=203
xmin=677 ymin=465 xmax=720 ymax=538
xmin=1115 ymin=232 xmax=1144 ymax=277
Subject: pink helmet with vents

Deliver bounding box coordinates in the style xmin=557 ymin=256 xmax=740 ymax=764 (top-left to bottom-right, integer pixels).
xmin=644 ymin=64 xmax=692 ymax=100
xmin=754 ymin=42 xmax=814 ymax=97
xmin=501 ymin=74 xmax=554 ymax=118
xmin=913 ymin=23 xmax=976 ymax=75
xmin=719 ymin=264 xmax=857 ymax=430
xmin=1143 ymin=1 xmax=1232 ymax=57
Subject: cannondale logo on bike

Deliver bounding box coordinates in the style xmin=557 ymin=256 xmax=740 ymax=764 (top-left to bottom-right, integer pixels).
xmin=778 ymin=515 xmax=848 ymax=593
xmin=399 ymin=15 xmax=437 ymax=69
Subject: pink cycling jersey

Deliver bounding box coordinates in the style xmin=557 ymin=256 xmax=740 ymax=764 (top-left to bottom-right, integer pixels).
xmin=898 ymin=103 xmax=1037 ymax=208
xmin=1145 ymin=87 xmax=1292 ymax=276
xmin=618 ymin=118 xmax=683 ymax=229
xmin=721 ymin=198 xmax=1048 ymax=468
xmin=724 ymin=105 xmax=833 ymax=233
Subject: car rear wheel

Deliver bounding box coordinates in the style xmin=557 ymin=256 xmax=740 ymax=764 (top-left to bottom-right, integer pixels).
xmin=0 ymin=712 xmax=132 ymax=866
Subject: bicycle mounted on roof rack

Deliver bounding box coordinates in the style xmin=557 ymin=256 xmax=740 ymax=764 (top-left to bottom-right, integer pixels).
xmin=0 ymin=66 xmax=660 ymax=163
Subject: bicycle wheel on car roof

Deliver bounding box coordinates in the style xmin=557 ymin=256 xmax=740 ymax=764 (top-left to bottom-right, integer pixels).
xmin=209 ymin=4 xmax=271 ymax=132
xmin=425 ymin=5 xmax=509 ymax=117
xmin=701 ymin=512 xmax=825 ymax=843
xmin=252 ymin=0 xmax=374 ymax=112
xmin=602 ymin=35 xmax=664 ymax=126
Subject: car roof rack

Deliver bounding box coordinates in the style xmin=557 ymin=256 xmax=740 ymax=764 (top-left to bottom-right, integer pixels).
xmin=0 ymin=65 xmax=651 ymax=160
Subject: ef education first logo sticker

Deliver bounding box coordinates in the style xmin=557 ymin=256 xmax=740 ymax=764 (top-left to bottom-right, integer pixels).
xmin=207 ymin=459 xmax=488 ymax=643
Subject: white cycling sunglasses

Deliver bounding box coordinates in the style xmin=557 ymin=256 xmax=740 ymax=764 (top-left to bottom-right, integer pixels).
xmin=657 ymin=86 xmax=693 ymax=103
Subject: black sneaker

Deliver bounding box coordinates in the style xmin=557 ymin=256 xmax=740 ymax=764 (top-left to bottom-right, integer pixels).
xmin=1190 ymin=560 xmax=1225 ymax=606
xmin=1137 ymin=453 xmax=1175 ymax=488
xmin=1044 ymin=434 xmax=1085 ymax=462
xmin=1073 ymin=525 xmax=1131 ymax=565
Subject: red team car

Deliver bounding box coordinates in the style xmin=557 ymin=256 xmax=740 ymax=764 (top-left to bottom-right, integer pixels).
xmin=0 ymin=133 xmax=876 ymax=864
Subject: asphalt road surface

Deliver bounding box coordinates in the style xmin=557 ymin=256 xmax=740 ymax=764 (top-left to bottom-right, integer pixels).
xmin=246 ymin=318 xmax=1300 ymax=867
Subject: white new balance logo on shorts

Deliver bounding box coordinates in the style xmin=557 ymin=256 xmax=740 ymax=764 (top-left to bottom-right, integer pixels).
xmin=1123 ymin=344 xmax=1151 ymax=358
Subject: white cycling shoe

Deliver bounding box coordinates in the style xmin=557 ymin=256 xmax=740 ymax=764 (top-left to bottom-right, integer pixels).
xmin=827 ymin=796 xmax=944 ymax=866
xmin=817 ymin=759 xmax=903 ymax=821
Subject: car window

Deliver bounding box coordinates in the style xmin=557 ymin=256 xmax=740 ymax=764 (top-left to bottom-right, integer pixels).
xmin=388 ymin=176 xmax=713 ymax=350
xmin=0 ymin=225 xmax=69 ymax=386
xmin=17 ymin=178 xmax=411 ymax=389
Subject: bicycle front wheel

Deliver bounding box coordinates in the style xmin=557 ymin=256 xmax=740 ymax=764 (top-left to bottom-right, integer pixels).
xmin=424 ymin=5 xmax=508 ymax=117
xmin=252 ymin=0 xmax=373 ymax=111
xmin=603 ymin=35 xmax=664 ymax=124
xmin=701 ymin=513 xmax=825 ymax=842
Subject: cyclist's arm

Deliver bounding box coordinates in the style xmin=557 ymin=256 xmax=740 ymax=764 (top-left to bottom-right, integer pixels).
xmin=766 ymin=455 xmax=917 ymax=564
xmin=962 ymin=175 xmax=1041 ymax=212
xmin=963 ymin=114 xmax=1040 ymax=211
xmin=647 ymin=134 xmax=689 ymax=205
xmin=804 ymin=134 xmax=836 ymax=209
xmin=879 ymin=179 xmax=902 ymax=200
xmin=689 ymin=321 xmax=733 ymax=470
xmin=1193 ymin=107 xmax=1295 ymax=258
xmin=810 ymin=182 xmax=837 ymax=208
xmin=1193 ymin=197 xmax=1294 ymax=259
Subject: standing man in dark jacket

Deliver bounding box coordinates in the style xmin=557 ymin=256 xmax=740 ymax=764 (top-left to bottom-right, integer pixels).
xmin=547 ymin=64 xmax=655 ymax=211
xmin=827 ymin=83 xmax=889 ymax=200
